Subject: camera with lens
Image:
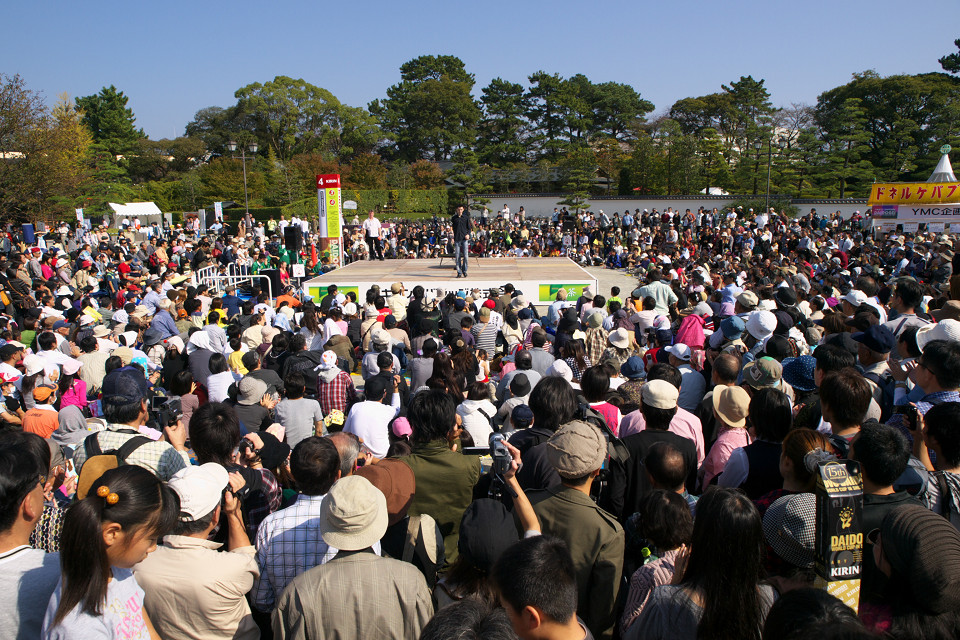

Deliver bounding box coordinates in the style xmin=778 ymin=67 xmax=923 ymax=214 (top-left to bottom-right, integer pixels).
xmin=149 ymin=394 xmax=182 ymax=428
xmin=489 ymin=433 xmax=511 ymax=477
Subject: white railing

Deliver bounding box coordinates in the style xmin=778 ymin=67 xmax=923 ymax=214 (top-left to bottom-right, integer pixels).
xmin=193 ymin=260 xmax=272 ymax=301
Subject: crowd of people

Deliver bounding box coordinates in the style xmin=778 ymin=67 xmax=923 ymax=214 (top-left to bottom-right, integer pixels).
xmin=0 ymin=201 xmax=959 ymax=640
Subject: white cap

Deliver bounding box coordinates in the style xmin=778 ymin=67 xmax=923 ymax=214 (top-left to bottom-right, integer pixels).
xmin=167 ymin=463 xmax=229 ymax=521
xmin=641 ymin=379 xmax=679 ymax=410
xmin=842 ymin=290 xmax=868 ymax=308
xmin=23 ymin=354 xmax=46 ymax=377
xmin=664 ymin=343 xmax=692 ymax=361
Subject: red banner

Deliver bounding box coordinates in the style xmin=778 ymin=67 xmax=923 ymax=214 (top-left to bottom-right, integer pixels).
xmin=316 ymin=174 xmax=341 ymax=189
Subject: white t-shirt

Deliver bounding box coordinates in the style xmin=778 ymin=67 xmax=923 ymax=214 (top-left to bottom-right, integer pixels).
xmin=43 ymin=567 xmax=151 ymax=639
xmin=362 ymin=218 xmax=382 ymax=239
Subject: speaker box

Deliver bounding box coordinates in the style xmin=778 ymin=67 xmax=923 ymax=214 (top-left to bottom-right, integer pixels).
xmin=259 ymin=269 xmax=284 ymax=299
xmin=283 ymin=226 xmax=302 ymax=253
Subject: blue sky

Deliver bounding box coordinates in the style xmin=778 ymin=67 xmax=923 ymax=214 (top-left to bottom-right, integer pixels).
xmin=5 ymin=0 xmax=958 ymax=139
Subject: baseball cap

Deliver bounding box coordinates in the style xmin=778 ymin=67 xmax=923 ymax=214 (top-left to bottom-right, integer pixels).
xmin=736 ymin=291 xmax=759 ymax=310
xmin=167 ymin=463 xmax=229 ymax=521
xmin=712 ymin=385 xmax=750 ymax=429
xmin=33 ymin=384 xmax=57 ymax=402
xmin=641 ymin=379 xmax=679 ymax=410
xmin=511 ymin=404 xmax=534 ymax=426
xmin=852 ymin=324 xmax=896 ymax=354
xmin=842 ymin=290 xmax=868 ymax=307
xmin=100 ymin=367 xmax=149 ymax=405
xmin=742 ymin=357 xmax=783 ymax=389
xmin=664 ymin=343 xmax=692 ymax=361
xmin=720 ymin=315 xmax=746 ymax=340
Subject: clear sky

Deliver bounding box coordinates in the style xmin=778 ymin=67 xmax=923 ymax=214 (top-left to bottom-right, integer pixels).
xmin=5 ymin=0 xmax=958 ymax=140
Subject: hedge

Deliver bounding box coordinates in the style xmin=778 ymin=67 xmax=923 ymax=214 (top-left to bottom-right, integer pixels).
xmin=392 ymin=189 xmax=447 ymax=215
xmin=222 ymin=207 xmax=284 ymax=222
xmin=278 ymin=189 xmax=447 ymax=219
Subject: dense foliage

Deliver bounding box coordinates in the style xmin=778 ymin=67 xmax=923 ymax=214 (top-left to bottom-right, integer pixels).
xmin=3 ymin=42 xmax=960 ymax=222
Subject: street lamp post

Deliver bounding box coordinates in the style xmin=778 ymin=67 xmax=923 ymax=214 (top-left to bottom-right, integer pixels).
xmin=226 ymin=140 xmax=258 ymax=216
xmin=753 ymin=140 xmax=763 ymax=195
xmin=763 ymin=138 xmax=787 ymax=215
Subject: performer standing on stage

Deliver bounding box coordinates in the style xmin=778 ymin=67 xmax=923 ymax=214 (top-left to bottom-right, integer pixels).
xmin=363 ymin=210 xmax=384 ymax=261
xmin=452 ymin=205 xmax=473 ymax=278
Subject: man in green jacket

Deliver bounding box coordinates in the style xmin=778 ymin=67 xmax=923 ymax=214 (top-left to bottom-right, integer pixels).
xmin=527 ymin=420 xmax=625 ymax=640
xmin=402 ymin=389 xmax=481 ymax=566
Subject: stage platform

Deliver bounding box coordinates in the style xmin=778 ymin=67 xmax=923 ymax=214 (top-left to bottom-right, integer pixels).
xmin=302 ymin=257 xmax=597 ymax=305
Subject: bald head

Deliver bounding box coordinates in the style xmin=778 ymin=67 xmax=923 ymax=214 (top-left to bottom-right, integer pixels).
xmin=644 ymin=442 xmax=688 ymax=492
xmin=712 ymin=353 xmax=740 ymax=385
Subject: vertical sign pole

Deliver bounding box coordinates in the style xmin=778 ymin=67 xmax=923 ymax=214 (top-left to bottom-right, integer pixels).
xmin=316 ymin=174 xmax=343 ymax=268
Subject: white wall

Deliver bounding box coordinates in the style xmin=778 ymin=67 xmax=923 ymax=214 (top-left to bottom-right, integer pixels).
xmin=473 ymin=194 xmax=869 ymax=220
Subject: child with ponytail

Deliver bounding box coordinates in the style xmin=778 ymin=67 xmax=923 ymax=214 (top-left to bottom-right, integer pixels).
xmin=42 ymin=465 xmax=178 ymax=639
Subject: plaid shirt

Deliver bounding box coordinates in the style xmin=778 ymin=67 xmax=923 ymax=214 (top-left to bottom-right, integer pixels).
xmin=73 ymin=424 xmax=190 ymax=481
xmin=888 ymin=390 xmax=960 ymax=445
xmin=317 ymin=370 xmax=358 ymax=416
xmin=252 ymin=494 xmax=337 ymax=612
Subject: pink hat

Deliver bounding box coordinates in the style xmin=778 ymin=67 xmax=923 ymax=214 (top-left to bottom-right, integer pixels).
xmin=391 ymin=416 xmax=412 ymax=439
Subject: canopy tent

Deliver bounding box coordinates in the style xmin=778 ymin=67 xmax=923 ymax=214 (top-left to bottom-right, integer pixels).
xmin=106 ymin=202 xmax=170 ymax=227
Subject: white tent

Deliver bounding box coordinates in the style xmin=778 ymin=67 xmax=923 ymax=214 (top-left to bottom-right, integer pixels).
xmin=699 ymin=187 xmax=730 ymax=195
xmin=107 ymin=202 xmax=163 ymax=218
xmin=928 ymin=153 xmax=957 ymax=183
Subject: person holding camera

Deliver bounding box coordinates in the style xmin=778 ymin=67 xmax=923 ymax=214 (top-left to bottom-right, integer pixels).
xmin=526 ymin=420 xmax=625 ymax=640
xmin=73 ymin=367 xmax=190 ymax=482
xmin=133 ymin=463 xmax=260 ymax=640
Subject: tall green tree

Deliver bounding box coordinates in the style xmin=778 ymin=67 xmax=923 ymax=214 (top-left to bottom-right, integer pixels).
xmin=815 ymin=71 xmax=960 ymax=185
xmin=75 ymin=85 xmax=144 ymax=155
xmin=476 ymin=78 xmax=530 ymax=166
xmin=449 ymin=148 xmax=491 ymax=213
xmin=526 ymin=71 xmax=568 ymax=159
xmin=940 ymin=38 xmax=960 ymax=74
xmin=590 ymin=81 xmax=654 ymax=141
xmin=820 ymin=98 xmax=874 ymax=197
xmin=234 ymin=76 xmax=378 ymax=162
xmin=369 ymin=55 xmax=480 ymax=161
xmin=556 ymin=147 xmax=596 ymax=213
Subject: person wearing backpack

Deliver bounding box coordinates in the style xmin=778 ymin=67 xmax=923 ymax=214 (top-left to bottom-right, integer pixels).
xmin=74 ymin=367 xmax=189 ymax=488
xmin=853 ymin=324 xmax=897 ymax=421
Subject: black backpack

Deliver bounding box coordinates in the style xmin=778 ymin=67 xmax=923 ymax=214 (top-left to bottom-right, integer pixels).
xmin=863 ymin=371 xmax=896 ymax=422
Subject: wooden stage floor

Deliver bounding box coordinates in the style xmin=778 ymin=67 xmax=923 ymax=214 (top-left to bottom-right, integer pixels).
xmin=302 ymin=257 xmax=597 ymax=305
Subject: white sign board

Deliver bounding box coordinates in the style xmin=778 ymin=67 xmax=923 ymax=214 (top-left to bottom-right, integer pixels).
xmin=928 ymin=222 xmax=946 ymax=233
xmin=291 ymin=264 xmax=306 ymax=278
xmin=343 ymin=200 xmax=358 ymax=210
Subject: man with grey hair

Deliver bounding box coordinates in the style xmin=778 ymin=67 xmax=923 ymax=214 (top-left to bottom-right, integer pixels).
xmin=151 ymin=297 xmax=178 ymax=339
